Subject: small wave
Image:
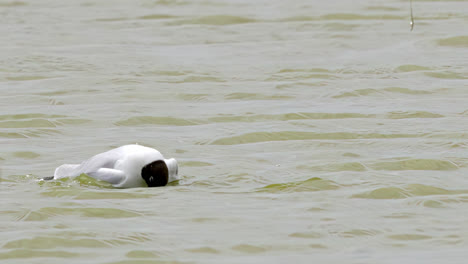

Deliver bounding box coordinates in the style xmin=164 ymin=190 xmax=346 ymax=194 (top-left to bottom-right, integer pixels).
xmin=12 ymin=151 xmax=40 ymax=159
xmin=424 ymin=71 xmax=467 ymax=79
xmin=169 ymin=15 xmax=256 ymax=26
xmin=388 ymin=234 xmax=432 ymax=241
xmin=334 ymin=88 xmax=434 ymax=98
xmin=0 ymin=132 xmax=27 ymax=139
xmin=181 ymin=161 xmax=214 ymax=167
xmin=126 ymin=250 xmax=159 ymax=258
xmin=333 ymin=88 xmax=381 ymax=98
xmin=289 ymin=231 xmax=322 ymax=238
xmin=185 ymin=247 xmax=220 ymax=254
xmin=24 ymin=207 xmax=141 ymax=221
xmin=386 ymin=111 xmax=444 ymax=119
xmin=352 ymin=184 xmax=467 ymax=199
xmin=209 ymin=131 xmax=420 ymax=145
xmin=0 ymin=114 xmax=91 ymax=128
xmin=322 ymin=23 xmax=360 ymax=31
xmin=341 ymin=229 xmax=381 ymax=237
xmin=383 ymin=87 xmax=432 ymax=95
xmin=320 ymin=13 xmax=402 ymax=20
xmin=177 ymin=93 xmax=209 ymax=101
xmin=138 ymin=14 xmax=177 ymax=20
xmin=6 ymin=76 xmax=51 ymax=81
xmin=277 ymin=68 xmax=330 ymax=74
xmin=365 ymin=6 xmax=400 ymax=11
xmin=394 ymin=65 xmax=431 ymax=72
xmin=369 ymin=159 xmax=458 ymax=171
xmin=182 ymin=75 xmax=225 ymax=83
xmin=0 ymin=1 xmax=26 ymax=7
xmin=224 ymin=93 xmax=293 ymax=100
xmin=3 ymin=236 xmax=110 ymax=249
xmin=115 ymin=116 xmax=203 ymax=126
xmin=0 ymin=249 xmax=78 ymax=259
xmin=95 ymin=17 xmax=129 ymax=22
xmin=437 ymin=36 xmax=468 ymax=47
xmin=0 ymin=119 xmax=56 ymax=128
xmin=232 ymin=244 xmax=267 ymax=254
xmin=257 ymin=177 xmax=340 ymax=193
xmin=267 ymin=73 xmax=336 ymax=81
xmin=300 ymin=162 xmax=366 ymax=172
xmin=282 ymin=13 xmax=402 ymax=22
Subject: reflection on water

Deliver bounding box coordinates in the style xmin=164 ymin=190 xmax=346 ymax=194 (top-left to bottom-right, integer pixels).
xmin=1 ymin=0 xmax=468 ymax=263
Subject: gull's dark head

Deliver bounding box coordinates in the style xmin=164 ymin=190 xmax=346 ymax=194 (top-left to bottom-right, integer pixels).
xmin=141 ymin=160 xmax=168 ymax=187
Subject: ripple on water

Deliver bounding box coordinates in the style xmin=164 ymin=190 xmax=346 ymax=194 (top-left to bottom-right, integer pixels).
xmin=125 ymin=250 xmax=159 ymax=258
xmin=289 ymin=231 xmax=323 ymax=239
xmin=209 ymin=131 xmax=421 ymax=145
xmin=388 ymin=234 xmax=432 ymax=241
xmin=352 ymin=184 xmax=468 ymax=199
xmin=333 ymin=88 xmax=433 ymax=98
xmin=181 ymin=161 xmax=214 ymax=167
xmin=0 ymin=1 xmax=27 ymax=7
xmin=341 ymin=229 xmax=381 ymax=238
xmin=185 ymin=247 xmax=220 ymax=254
xmin=115 ymin=116 xmax=202 ymax=126
xmin=322 ymin=22 xmax=360 ymax=31
xmin=268 ymin=68 xmax=336 ymax=81
xmin=0 ymin=132 xmax=27 ymax=139
xmin=5 ymin=76 xmax=52 ymax=81
xmin=116 ymin=112 xmax=374 ymax=127
xmin=168 ymin=15 xmax=257 ymax=26
xmin=366 ymin=6 xmax=400 ymax=11
xmin=0 ymin=113 xmax=90 ymax=129
xmin=209 ymin=112 xmax=372 ymax=123
xmin=224 ymin=93 xmax=294 ymax=100
xmin=300 ymin=162 xmax=367 ymax=172
xmin=106 ymin=260 xmax=187 ymax=264
xmin=437 ymin=36 xmax=468 ymax=47
xmin=12 ymin=151 xmax=40 ymax=159
xmin=24 ymin=207 xmax=141 ymax=221
xmin=177 ymin=93 xmax=210 ymax=101
xmin=383 ymin=87 xmax=432 ymax=95
xmin=0 ymin=249 xmax=78 ymax=260
xmin=137 ymin=14 xmax=177 ymax=20
xmin=276 ymin=81 xmax=327 ymax=90
xmin=232 ymin=244 xmax=267 ymax=254
xmin=320 ymin=13 xmax=402 ymax=20
xmin=281 ymin=13 xmax=402 ymax=22
xmin=369 ymin=159 xmax=458 ymax=171
xmin=395 ymin=65 xmax=432 ymax=72
xmin=258 ymin=177 xmax=340 ymax=193
xmin=38 ymin=174 xmax=114 ymax=189
xmin=38 ymin=175 xmax=155 ymax=199
xmin=40 ymin=188 xmax=154 ymax=200
xmin=3 ymin=236 xmax=110 ymax=249
xmin=424 ymin=71 xmax=467 ymax=79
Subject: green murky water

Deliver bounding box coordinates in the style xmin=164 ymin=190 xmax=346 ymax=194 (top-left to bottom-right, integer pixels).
xmin=1 ymin=0 xmax=468 ymax=263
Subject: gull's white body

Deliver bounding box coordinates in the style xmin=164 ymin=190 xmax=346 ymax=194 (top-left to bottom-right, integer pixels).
xmin=54 ymin=145 xmax=178 ymax=188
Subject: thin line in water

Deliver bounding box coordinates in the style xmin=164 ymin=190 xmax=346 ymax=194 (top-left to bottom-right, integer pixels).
xmin=410 ymin=0 xmax=415 ymax=31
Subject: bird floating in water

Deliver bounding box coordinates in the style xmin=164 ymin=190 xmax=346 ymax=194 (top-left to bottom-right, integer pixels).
xmin=50 ymin=145 xmax=178 ymax=188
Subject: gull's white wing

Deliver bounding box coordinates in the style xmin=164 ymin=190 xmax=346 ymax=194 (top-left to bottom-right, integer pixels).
xmin=87 ymin=168 xmax=126 ymax=185
xmin=54 ymin=146 xmax=130 ymax=179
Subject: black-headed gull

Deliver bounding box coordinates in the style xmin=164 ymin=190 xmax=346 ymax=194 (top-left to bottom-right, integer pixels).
xmin=52 ymin=144 xmax=178 ymax=188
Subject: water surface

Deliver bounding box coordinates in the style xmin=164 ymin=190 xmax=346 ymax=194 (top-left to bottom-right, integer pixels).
xmin=1 ymin=0 xmax=468 ymax=263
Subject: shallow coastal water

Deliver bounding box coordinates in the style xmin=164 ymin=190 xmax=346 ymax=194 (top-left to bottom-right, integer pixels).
xmin=1 ymin=0 xmax=468 ymax=263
